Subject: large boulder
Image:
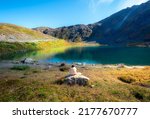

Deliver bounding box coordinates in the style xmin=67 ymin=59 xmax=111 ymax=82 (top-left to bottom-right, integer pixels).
xmin=21 ymin=58 xmax=36 ymax=64
xmin=64 ymin=75 xmax=90 ymax=86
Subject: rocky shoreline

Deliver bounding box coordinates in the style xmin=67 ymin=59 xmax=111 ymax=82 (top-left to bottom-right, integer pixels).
xmin=0 ymin=58 xmax=146 ymax=69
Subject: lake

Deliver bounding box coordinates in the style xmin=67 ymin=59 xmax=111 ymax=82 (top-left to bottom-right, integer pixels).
xmin=1 ymin=46 xmax=150 ymax=65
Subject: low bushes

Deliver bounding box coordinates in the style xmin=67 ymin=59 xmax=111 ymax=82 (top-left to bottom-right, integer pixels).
xmin=118 ymin=75 xmax=136 ymax=84
xmin=11 ymin=65 xmax=30 ymax=71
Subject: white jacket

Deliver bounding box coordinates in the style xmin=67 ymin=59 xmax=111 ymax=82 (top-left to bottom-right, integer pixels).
xmin=69 ymin=67 xmax=77 ymax=75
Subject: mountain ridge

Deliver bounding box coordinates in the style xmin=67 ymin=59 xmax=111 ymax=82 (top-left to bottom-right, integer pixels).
xmin=34 ymin=1 xmax=150 ymax=46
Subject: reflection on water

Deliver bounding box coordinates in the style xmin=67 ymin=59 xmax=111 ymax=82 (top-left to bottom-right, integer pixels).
xmin=39 ymin=46 xmax=150 ymax=65
xmin=0 ymin=51 xmax=37 ymax=60
xmin=0 ymin=47 xmax=70 ymax=61
xmin=1 ymin=46 xmax=150 ymax=65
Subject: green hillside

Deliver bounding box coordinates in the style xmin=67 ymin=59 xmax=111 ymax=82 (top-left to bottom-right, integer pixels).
xmin=0 ymin=23 xmax=69 ymax=54
xmin=0 ymin=23 xmax=55 ymax=41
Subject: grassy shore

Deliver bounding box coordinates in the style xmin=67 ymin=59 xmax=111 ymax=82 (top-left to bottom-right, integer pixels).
xmin=0 ymin=40 xmax=68 ymax=54
xmin=0 ymin=40 xmax=99 ymax=55
xmin=0 ymin=63 xmax=150 ymax=102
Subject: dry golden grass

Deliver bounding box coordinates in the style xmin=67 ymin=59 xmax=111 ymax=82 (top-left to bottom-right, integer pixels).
xmin=110 ymin=67 xmax=150 ymax=86
xmin=0 ymin=23 xmax=50 ymax=39
xmin=0 ymin=65 xmax=150 ymax=102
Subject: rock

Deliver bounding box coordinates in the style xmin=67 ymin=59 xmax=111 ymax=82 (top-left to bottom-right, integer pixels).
xmin=117 ymin=64 xmax=125 ymax=68
xmin=90 ymin=85 xmax=95 ymax=88
xmin=76 ymin=63 xmax=82 ymax=66
xmin=64 ymin=75 xmax=90 ymax=86
xmin=75 ymin=62 xmax=86 ymax=66
xmin=21 ymin=58 xmax=36 ymax=64
xmin=48 ymin=65 xmax=52 ymax=69
xmin=92 ymin=64 xmax=96 ymax=66
xmin=0 ymin=34 xmax=6 ymax=41
xmin=59 ymin=63 xmax=66 ymax=67
xmin=59 ymin=63 xmax=69 ymax=72
xmin=9 ymin=35 xmax=16 ymax=40
xmin=43 ymin=65 xmax=53 ymax=70
xmin=82 ymin=62 xmax=86 ymax=66
xmin=12 ymin=61 xmax=20 ymax=64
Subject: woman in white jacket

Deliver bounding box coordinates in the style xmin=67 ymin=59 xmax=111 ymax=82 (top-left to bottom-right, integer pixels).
xmin=69 ymin=65 xmax=81 ymax=76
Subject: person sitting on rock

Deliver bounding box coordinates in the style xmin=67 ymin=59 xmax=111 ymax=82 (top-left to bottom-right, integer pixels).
xmin=64 ymin=65 xmax=90 ymax=86
xmin=69 ymin=65 xmax=81 ymax=76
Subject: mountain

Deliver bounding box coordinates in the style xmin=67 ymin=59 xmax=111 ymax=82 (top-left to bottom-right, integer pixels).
xmin=87 ymin=1 xmax=150 ymax=46
xmin=0 ymin=23 xmax=56 ymax=42
xmin=33 ymin=25 xmax=92 ymax=42
xmin=34 ymin=1 xmax=150 ymax=46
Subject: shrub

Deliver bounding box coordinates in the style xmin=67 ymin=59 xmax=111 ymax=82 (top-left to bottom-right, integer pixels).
xmin=118 ymin=75 xmax=136 ymax=83
xmin=59 ymin=63 xmax=69 ymax=72
xmin=54 ymin=79 xmax=64 ymax=85
xmin=132 ymin=91 xmax=144 ymax=100
xmin=11 ymin=65 xmax=30 ymax=71
xmin=37 ymin=93 xmax=47 ymax=99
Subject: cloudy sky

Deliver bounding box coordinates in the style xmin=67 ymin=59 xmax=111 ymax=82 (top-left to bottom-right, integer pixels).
xmin=0 ymin=0 xmax=148 ymax=28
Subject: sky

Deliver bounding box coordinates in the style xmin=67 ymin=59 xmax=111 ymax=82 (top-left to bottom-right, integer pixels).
xmin=0 ymin=0 xmax=148 ymax=28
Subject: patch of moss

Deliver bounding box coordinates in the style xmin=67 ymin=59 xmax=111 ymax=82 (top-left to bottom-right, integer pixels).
xmin=11 ymin=65 xmax=30 ymax=71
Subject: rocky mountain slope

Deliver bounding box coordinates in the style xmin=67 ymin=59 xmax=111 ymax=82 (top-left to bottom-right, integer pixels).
xmin=87 ymin=0 xmax=150 ymax=46
xmin=33 ymin=24 xmax=92 ymax=42
xmin=34 ymin=1 xmax=150 ymax=46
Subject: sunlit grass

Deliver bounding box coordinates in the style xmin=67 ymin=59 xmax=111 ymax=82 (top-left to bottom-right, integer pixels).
xmin=0 ymin=39 xmax=99 ymax=59
xmin=0 ymin=23 xmax=50 ymax=39
xmin=0 ymin=66 xmax=150 ymax=102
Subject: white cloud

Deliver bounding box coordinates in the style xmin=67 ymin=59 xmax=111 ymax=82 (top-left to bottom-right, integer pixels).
xmin=121 ymin=0 xmax=149 ymax=9
xmin=89 ymin=0 xmax=114 ymax=13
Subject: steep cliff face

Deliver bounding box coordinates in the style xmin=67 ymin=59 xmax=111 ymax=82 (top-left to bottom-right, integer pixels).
xmin=34 ymin=1 xmax=150 ymax=46
xmin=87 ymin=1 xmax=150 ymax=46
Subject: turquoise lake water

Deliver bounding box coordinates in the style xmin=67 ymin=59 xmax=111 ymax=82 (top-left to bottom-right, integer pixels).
xmin=1 ymin=46 xmax=150 ymax=65
xmin=39 ymin=46 xmax=150 ymax=65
